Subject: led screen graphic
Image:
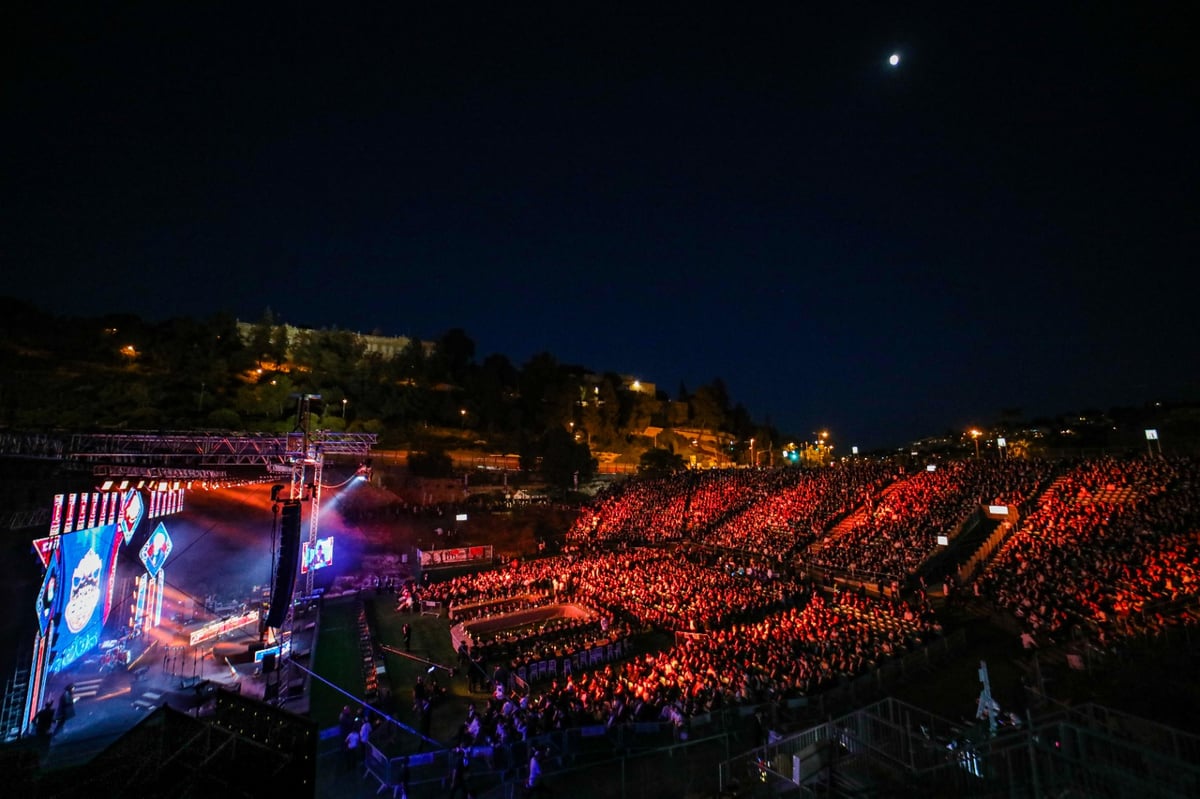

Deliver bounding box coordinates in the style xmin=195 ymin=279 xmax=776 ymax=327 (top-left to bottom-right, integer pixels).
xmin=36 ymin=542 xmax=61 ymax=637
xmin=300 ymin=536 xmax=334 ymax=574
xmin=50 ymin=524 xmax=119 ymax=673
xmin=118 ymin=488 xmax=145 ymax=544
xmin=139 ymin=522 xmax=173 ymax=577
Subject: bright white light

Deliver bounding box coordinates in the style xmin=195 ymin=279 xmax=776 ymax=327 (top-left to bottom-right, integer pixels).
xmin=889 ymin=53 xmax=900 ymax=67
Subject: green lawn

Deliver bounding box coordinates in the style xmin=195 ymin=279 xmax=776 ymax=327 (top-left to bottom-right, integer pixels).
xmin=362 ymin=591 xmax=483 ymax=753
xmin=308 ymin=596 xmax=369 ymax=730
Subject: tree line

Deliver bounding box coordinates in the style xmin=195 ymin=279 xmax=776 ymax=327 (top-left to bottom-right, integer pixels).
xmin=0 ymin=299 xmax=780 ymax=486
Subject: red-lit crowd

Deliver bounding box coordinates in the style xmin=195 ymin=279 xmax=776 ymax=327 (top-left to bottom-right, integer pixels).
xmin=570 ymin=462 xmax=898 ymax=557
xmin=424 ymin=453 xmax=1199 ymax=741
xmin=978 ymin=455 xmax=1200 ymax=645
xmin=697 ymin=463 xmax=894 ymax=556
xmin=811 ymin=460 xmax=1056 ymax=580
xmin=423 ymin=548 xmax=794 ymax=633
xmin=451 ymin=588 xmax=939 ymax=749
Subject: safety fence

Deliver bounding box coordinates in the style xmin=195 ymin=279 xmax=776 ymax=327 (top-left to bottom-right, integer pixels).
xmin=353 ymin=624 xmax=966 ymax=798
xmin=361 ymin=715 xmax=752 ymax=798
xmin=347 ymin=607 xmax=968 ymax=796
xmin=719 ymin=695 xmax=1200 ymax=799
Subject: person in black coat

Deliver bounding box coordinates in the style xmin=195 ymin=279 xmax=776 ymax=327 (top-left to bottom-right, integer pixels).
xmin=53 ymin=684 xmax=75 ymax=734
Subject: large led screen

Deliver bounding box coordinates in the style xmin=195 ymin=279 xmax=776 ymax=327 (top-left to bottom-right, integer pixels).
xmin=49 ymin=524 xmax=119 ymax=673
xmin=300 ymin=536 xmax=334 ymax=574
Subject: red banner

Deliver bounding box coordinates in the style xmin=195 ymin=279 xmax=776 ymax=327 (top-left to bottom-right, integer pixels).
xmin=50 ymin=494 xmax=64 ymax=536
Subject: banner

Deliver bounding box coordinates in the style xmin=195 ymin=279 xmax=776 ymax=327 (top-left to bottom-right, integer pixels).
xmin=76 ymin=492 xmax=89 ymax=530
xmin=50 ymin=494 xmax=65 ymax=536
xmin=188 ymin=610 xmax=259 ymax=646
xmin=418 ymin=546 xmax=493 ymax=568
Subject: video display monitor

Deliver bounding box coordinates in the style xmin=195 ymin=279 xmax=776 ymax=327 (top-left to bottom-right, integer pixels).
xmin=48 ymin=523 xmax=119 ymax=673
xmin=36 ymin=542 xmax=61 ymax=637
xmin=300 ymin=536 xmax=334 ymax=574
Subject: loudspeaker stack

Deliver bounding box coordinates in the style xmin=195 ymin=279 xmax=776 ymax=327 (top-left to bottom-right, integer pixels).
xmin=266 ymin=500 xmax=302 ymax=628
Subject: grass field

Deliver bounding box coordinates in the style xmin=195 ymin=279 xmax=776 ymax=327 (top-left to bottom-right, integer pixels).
xmin=310 ymin=589 xmax=487 ymax=751
xmin=309 ymin=597 xmax=371 ymax=730
xmin=363 ymin=591 xmax=483 ymax=752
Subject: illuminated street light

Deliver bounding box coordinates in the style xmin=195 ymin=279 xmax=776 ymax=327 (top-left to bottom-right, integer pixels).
xmin=970 ymin=429 xmax=982 ymax=458
xmin=341 ymin=398 xmax=348 ymax=418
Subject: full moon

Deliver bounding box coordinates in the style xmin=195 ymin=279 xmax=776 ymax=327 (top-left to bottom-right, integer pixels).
xmin=889 ymin=53 xmax=900 ymax=67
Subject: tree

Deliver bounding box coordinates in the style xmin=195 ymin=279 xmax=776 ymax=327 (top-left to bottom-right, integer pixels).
xmin=393 ymin=338 xmax=427 ymax=384
xmin=269 ymin=324 xmax=291 ymax=365
xmin=407 ymin=448 xmax=453 ymax=478
xmin=431 ymin=328 xmax=476 ymax=385
xmin=206 ymin=408 xmax=242 ymax=430
xmin=690 ymin=383 xmax=726 ymax=437
xmin=248 ymin=308 xmax=276 ymax=366
xmin=592 ymin=375 xmax=621 ymax=445
xmin=473 ymin=353 xmax=520 ymax=436
xmin=619 ymin=386 xmax=658 ymax=434
xmin=639 ymin=447 xmax=686 ymax=477
xmin=540 ymin=426 xmax=596 ymax=491
xmin=518 ymin=352 xmax=573 ymax=432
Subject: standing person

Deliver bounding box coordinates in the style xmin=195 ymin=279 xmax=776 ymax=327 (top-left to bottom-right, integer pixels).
xmin=447 ymin=744 xmax=471 ymax=799
xmin=53 ymin=684 xmax=75 ymax=734
xmin=359 ymin=713 xmax=373 ymax=756
xmin=402 ymin=622 xmax=412 ymax=651
xmin=417 ymin=697 xmax=433 ymax=745
xmin=338 ymin=705 xmax=357 ymax=740
xmin=34 ymin=700 xmax=55 ymax=739
xmin=343 ymin=724 xmax=361 ymax=773
xmin=526 ymin=746 xmax=549 ymax=796
xmin=395 ymin=756 xmax=410 ymax=799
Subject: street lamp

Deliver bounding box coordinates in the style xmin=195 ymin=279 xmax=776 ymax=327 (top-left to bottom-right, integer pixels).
xmin=970 ymin=429 xmax=981 ymax=458
xmin=460 ymin=408 xmax=467 ymax=428
xmin=749 ymin=438 xmax=755 ymax=468
xmin=341 ymin=398 xmax=348 ymax=418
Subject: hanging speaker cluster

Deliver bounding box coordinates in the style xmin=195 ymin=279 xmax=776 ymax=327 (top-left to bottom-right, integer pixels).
xmin=266 ymin=500 xmax=301 ymax=628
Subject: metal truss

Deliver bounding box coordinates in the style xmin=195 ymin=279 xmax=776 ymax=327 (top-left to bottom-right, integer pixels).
xmin=65 ymin=431 xmax=376 ymax=467
xmin=61 ymin=427 xmax=378 ymax=612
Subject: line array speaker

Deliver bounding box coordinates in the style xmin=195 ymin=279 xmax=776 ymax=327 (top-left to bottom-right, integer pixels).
xmin=266 ymin=500 xmax=301 ymax=628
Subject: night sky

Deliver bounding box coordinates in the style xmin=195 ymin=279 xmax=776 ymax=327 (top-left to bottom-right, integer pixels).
xmin=5 ymin=3 xmax=1198 ymax=451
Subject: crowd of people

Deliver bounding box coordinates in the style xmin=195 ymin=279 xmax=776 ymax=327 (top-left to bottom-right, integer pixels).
xmin=443 ymin=587 xmax=940 ymax=750
xmin=810 ymin=460 xmax=1056 ymax=581
xmin=569 ymin=473 xmax=698 ymax=543
xmin=698 ymin=462 xmax=895 ymax=556
xmin=401 ymin=452 xmax=1200 ymax=760
xmin=422 ymin=548 xmax=795 ymax=633
xmin=468 ymin=614 xmax=631 ymax=672
xmin=978 ymin=455 xmax=1200 ymax=646
xmin=568 ymin=463 xmax=897 ymax=553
